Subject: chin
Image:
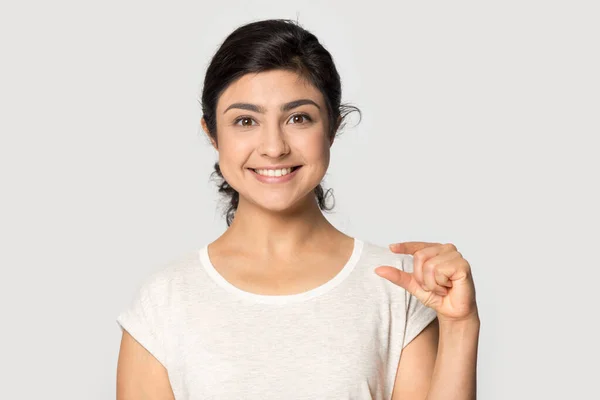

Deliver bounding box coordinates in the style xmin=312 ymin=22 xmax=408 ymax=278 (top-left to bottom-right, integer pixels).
xmin=248 ymin=193 xmax=311 ymax=214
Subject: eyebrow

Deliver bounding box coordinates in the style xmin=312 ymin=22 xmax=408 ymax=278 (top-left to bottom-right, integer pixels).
xmin=223 ymin=99 xmax=321 ymax=114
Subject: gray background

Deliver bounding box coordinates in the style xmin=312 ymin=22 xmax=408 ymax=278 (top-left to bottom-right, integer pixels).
xmin=1 ymin=0 xmax=598 ymax=398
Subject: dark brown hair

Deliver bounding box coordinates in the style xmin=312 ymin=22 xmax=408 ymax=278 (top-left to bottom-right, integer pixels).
xmin=199 ymin=19 xmax=361 ymax=226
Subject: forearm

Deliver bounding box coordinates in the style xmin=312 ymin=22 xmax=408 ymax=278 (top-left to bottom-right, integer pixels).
xmin=426 ymin=312 xmax=480 ymax=400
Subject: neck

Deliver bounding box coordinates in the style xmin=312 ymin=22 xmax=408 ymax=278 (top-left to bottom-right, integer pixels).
xmin=219 ymin=194 xmax=343 ymax=257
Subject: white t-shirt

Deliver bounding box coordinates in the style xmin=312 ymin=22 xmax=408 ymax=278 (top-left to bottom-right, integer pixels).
xmin=116 ymin=238 xmax=438 ymax=399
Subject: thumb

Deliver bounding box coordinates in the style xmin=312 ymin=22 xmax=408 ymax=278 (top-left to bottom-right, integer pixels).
xmin=374 ymin=266 xmax=418 ymax=295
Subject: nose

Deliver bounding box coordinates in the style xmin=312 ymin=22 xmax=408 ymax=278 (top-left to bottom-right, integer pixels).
xmin=258 ymin=123 xmax=290 ymax=158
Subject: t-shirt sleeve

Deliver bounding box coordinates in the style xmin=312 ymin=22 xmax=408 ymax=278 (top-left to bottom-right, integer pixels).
xmin=116 ymin=275 xmax=168 ymax=367
xmin=398 ymin=254 xmax=438 ymax=349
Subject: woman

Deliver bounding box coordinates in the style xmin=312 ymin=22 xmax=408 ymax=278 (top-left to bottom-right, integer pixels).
xmin=116 ymin=18 xmax=480 ymax=399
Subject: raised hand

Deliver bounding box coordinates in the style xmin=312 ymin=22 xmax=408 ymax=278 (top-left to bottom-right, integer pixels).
xmin=375 ymin=242 xmax=478 ymax=323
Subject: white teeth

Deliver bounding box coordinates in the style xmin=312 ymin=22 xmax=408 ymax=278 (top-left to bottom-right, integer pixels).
xmin=254 ymin=167 xmax=293 ymax=176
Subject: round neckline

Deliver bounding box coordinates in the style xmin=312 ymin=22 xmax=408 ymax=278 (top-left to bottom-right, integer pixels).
xmin=198 ymin=238 xmax=363 ymax=304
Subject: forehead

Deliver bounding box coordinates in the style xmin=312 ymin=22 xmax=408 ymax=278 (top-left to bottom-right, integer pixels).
xmin=216 ymin=69 xmax=325 ymax=113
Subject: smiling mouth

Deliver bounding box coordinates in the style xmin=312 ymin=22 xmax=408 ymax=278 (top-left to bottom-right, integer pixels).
xmin=248 ymin=166 xmax=302 ymax=173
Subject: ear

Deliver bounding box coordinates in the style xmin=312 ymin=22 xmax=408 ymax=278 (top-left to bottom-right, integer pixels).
xmin=201 ymin=117 xmax=218 ymax=150
xmin=330 ymin=115 xmax=342 ymax=147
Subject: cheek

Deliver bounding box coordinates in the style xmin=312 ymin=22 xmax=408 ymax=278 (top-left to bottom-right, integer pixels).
xmin=301 ymin=134 xmax=330 ymax=164
xmin=218 ymin=134 xmax=249 ymax=161
xmin=216 ymin=137 xmax=251 ymax=180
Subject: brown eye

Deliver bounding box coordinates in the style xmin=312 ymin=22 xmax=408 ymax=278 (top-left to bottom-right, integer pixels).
xmin=234 ymin=116 xmax=256 ymax=127
xmin=288 ymin=113 xmax=312 ymax=124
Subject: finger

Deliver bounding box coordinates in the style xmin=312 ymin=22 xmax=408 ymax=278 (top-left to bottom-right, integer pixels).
xmin=374 ymin=266 xmax=421 ymax=295
xmin=422 ymin=261 xmax=439 ymax=292
xmin=426 ymin=249 xmax=461 ymax=285
xmin=389 ymin=241 xmax=440 ymax=255
xmin=422 ymin=261 xmax=449 ymax=296
xmin=435 ymin=268 xmax=453 ymax=288
xmin=413 ymin=253 xmax=424 ymax=289
xmin=423 ymin=250 xmax=462 ymax=293
xmin=438 ymin=257 xmax=471 ymax=283
xmin=412 ymin=245 xmax=445 ymax=288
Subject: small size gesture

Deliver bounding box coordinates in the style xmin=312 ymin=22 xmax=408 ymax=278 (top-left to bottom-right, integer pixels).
xmin=374 ymin=242 xmax=478 ymax=323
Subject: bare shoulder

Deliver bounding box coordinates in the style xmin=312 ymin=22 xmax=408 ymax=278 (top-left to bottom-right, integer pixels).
xmin=391 ymin=317 xmax=439 ymax=400
xmin=116 ymin=329 xmax=175 ymax=400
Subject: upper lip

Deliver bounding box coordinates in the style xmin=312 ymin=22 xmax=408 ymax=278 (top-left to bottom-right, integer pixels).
xmin=248 ymin=165 xmax=301 ymax=170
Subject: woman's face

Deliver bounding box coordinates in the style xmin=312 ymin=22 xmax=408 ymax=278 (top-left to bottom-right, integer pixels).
xmin=203 ymin=69 xmax=334 ymax=213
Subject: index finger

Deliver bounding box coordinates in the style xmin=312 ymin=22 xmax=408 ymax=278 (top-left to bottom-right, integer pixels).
xmin=388 ymin=241 xmax=441 ymax=255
